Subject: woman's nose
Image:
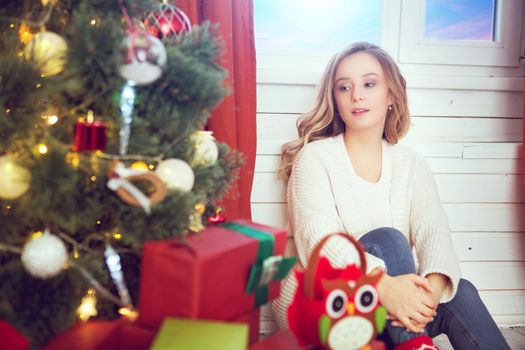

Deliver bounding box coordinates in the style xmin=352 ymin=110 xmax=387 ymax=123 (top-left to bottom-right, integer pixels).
xmin=352 ymin=88 xmax=364 ymax=102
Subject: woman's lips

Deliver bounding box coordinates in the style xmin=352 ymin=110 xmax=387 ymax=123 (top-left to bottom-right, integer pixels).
xmin=351 ymin=108 xmax=369 ymax=116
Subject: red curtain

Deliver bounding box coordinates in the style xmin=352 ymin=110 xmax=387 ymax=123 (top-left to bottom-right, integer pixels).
xmin=179 ymin=0 xmax=256 ymax=220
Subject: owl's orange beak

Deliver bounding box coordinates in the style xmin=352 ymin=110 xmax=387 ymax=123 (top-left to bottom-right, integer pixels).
xmin=347 ymin=302 xmax=355 ymax=315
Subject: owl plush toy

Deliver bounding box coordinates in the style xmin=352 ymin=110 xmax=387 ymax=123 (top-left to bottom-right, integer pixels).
xmin=288 ymin=233 xmax=387 ymax=350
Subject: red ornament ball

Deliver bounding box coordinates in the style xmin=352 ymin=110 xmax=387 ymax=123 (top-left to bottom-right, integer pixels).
xmin=208 ymin=208 xmax=226 ymax=225
xmin=144 ymin=3 xmax=191 ymax=39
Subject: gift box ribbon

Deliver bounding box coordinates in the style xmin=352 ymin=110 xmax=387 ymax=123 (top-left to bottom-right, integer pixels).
xmin=222 ymin=222 xmax=297 ymax=307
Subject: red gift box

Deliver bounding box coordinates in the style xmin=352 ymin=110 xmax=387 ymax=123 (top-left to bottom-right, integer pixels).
xmin=250 ymin=330 xmax=385 ymax=350
xmin=0 ymin=320 xmax=29 ymax=350
xmin=120 ymin=322 xmax=156 ymax=350
xmin=43 ymin=320 xmax=121 ymax=350
xmin=43 ymin=319 xmax=156 ymax=350
xmin=138 ymin=219 xmax=295 ymax=330
xmin=232 ymin=307 xmax=260 ymax=346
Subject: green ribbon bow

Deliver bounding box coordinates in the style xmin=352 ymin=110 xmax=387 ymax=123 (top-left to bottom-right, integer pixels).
xmin=222 ymin=222 xmax=297 ymax=307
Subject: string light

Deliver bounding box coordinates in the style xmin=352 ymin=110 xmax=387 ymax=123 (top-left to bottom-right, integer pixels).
xmin=195 ymin=202 xmax=206 ymax=214
xmin=47 ymin=115 xmax=58 ymax=125
xmin=18 ymin=23 xmax=33 ymax=44
xmin=77 ymin=288 xmax=98 ymax=322
xmin=130 ymin=161 xmax=148 ymax=171
xmin=37 ymin=144 xmax=48 ymax=154
xmin=96 ymin=220 xmax=101 ymax=225
xmin=113 ymin=232 xmax=122 ymax=240
xmin=35 ymin=83 xmax=42 ymax=88
xmin=148 ymin=164 xmax=155 ymax=170
xmin=65 ymin=152 xmax=80 ymax=168
xmin=31 ymin=231 xmax=43 ymax=240
xmin=118 ymin=307 xmax=138 ymax=321
xmin=90 ymin=19 xmax=97 ymax=26
xmin=87 ymin=110 xmax=94 ymax=123
xmin=5 ymin=109 xmax=10 ymax=114
xmin=73 ymin=249 xmax=80 ymax=259
xmin=90 ymin=175 xmax=97 ymax=182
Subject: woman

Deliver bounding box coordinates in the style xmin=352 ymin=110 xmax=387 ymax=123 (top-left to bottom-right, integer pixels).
xmin=272 ymin=42 xmax=509 ymax=350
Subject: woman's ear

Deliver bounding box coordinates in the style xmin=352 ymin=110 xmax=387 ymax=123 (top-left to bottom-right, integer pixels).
xmin=387 ymin=94 xmax=394 ymax=107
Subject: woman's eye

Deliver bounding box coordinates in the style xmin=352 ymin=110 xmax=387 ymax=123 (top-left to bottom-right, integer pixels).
xmin=338 ymin=85 xmax=351 ymax=92
xmin=364 ymin=82 xmax=376 ymax=88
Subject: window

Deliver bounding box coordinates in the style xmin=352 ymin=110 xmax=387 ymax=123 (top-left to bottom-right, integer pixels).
xmin=398 ymin=0 xmax=522 ymax=66
xmin=254 ymin=0 xmax=381 ymax=54
xmin=424 ymin=0 xmax=496 ymax=41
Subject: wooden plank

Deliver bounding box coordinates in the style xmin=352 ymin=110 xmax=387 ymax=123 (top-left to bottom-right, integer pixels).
xmin=443 ymin=204 xmax=525 ymax=232
xmin=257 ymin=52 xmax=524 ymax=83
xmin=257 ymin=84 xmax=523 ymax=117
xmin=479 ymin=291 xmax=525 ymax=316
xmin=407 ymin=90 xmax=523 ymax=118
xmin=462 ymin=262 xmax=525 ymax=290
xmin=257 ymin=139 xmax=520 ymax=160
xmin=405 ymin=117 xmax=522 ymax=143
xmin=257 ymin=69 xmax=524 ymax=92
xmin=257 ymin=84 xmax=316 ymax=114
xmin=435 ymin=174 xmax=525 ymax=203
xmin=255 ymin=155 xmax=523 ymax=175
xmin=251 ymin=173 xmax=525 ymax=203
xmin=250 ymin=203 xmax=525 ymax=233
xmin=426 ymin=158 xmax=522 ymax=174
xmin=463 ymin=143 xmax=522 ymax=159
xmin=258 ymin=139 xmax=465 ymax=157
xmin=452 ymin=232 xmax=525 ymax=262
xmin=251 ymin=203 xmax=287 ymax=229
xmin=257 ymin=113 xmax=522 ymax=143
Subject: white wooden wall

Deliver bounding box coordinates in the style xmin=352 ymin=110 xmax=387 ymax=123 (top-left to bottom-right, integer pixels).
xmin=252 ymin=1 xmax=525 ymax=335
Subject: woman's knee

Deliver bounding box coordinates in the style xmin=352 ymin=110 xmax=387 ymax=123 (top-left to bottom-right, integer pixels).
xmin=453 ymin=279 xmax=480 ymax=301
xmin=359 ymin=228 xmax=416 ymax=275
xmin=360 ymin=227 xmax=410 ymax=252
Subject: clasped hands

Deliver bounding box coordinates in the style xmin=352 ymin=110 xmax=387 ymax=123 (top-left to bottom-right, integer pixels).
xmin=375 ymin=272 xmax=445 ymax=333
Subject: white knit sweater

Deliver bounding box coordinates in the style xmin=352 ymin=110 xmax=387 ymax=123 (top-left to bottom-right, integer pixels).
xmin=272 ymin=134 xmax=461 ymax=328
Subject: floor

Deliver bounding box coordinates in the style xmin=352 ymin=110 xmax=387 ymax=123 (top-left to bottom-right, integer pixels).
xmin=433 ymin=327 xmax=525 ymax=349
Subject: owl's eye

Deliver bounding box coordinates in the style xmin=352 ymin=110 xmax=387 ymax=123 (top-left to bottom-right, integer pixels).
xmin=325 ymin=289 xmax=348 ymax=319
xmin=355 ymin=284 xmax=379 ymax=313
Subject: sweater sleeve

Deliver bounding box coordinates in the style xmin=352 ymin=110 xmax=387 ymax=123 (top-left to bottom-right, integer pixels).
xmin=288 ymin=144 xmax=386 ymax=273
xmin=409 ymin=155 xmax=461 ymax=303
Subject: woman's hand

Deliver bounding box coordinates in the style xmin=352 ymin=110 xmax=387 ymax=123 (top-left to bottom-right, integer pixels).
xmin=426 ymin=273 xmax=449 ymax=306
xmin=376 ymin=273 xmax=437 ymax=333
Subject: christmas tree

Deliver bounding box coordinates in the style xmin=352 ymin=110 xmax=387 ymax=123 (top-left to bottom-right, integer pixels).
xmin=0 ymin=0 xmax=242 ymax=347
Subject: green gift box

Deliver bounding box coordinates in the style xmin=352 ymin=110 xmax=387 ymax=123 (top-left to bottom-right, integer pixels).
xmin=151 ymin=318 xmax=249 ymax=350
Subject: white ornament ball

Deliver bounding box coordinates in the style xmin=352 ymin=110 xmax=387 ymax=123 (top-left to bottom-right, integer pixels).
xmin=155 ymin=158 xmax=194 ymax=192
xmin=24 ymin=31 xmax=68 ymax=76
xmin=119 ymin=32 xmax=167 ymax=85
xmin=191 ymin=131 xmax=219 ymax=166
xmin=0 ymin=156 xmax=31 ymax=200
xmin=21 ymin=232 xmax=68 ymax=279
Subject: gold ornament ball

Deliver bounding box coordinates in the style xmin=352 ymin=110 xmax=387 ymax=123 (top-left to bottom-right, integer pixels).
xmin=24 ymin=31 xmax=67 ymax=76
xmin=0 ymin=156 xmax=31 ymax=200
xmin=191 ymin=131 xmax=219 ymax=166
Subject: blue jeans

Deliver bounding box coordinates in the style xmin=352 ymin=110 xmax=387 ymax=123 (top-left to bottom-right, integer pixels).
xmin=359 ymin=227 xmax=510 ymax=350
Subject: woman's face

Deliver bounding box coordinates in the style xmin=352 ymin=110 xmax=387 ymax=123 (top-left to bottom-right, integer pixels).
xmin=333 ymin=52 xmax=392 ymax=137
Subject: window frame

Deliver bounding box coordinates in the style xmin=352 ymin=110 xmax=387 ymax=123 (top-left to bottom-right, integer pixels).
xmin=255 ymin=0 xmax=525 ymax=88
xmin=398 ymin=0 xmax=523 ymax=67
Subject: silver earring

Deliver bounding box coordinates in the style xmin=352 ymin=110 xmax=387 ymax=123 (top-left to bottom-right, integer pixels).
xmin=388 ymin=105 xmax=393 ymax=111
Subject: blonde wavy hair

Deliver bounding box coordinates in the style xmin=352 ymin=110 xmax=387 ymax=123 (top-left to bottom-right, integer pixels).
xmin=277 ymin=42 xmax=410 ymax=181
